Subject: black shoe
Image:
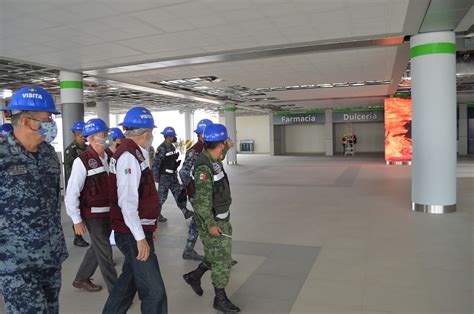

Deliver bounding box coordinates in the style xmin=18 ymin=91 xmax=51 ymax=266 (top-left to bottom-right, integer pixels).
xmin=158 ymin=215 xmax=168 ymax=222
xmin=183 ymin=209 xmax=193 ymax=220
xmin=231 ymin=259 xmax=238 ymax=267
xmin=73 ymin=235 xmax=89 ymax=247
xmin=213 ymin=287 xmax=241 ymax=312
xmin=183 ymin=248 xmax=204 ymax=261
xmin=183 ymin=263 xmax=208 ymax=296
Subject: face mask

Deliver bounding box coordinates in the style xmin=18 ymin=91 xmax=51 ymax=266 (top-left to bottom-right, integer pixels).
xmin=147 ymin=134 xmax=154 ymax=149
xmin=96 ymin=135 xmax=113 ymax=149
xmin=38 ymin=120 xmax=58 ymax=144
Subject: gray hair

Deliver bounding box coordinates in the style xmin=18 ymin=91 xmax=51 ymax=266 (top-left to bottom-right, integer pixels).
xmin=10 ymin=111 xmax=34 ymax=128
xmin=124 ymin=128 xmax=149 ymax=137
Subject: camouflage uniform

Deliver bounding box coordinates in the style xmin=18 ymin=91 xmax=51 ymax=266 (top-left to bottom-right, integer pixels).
xmin=64 ymin=140 xmax=87 ymax=187
xmin=193 ymin=151 xmax=233 ymax=288
xmin=179 ymin=141 xmax=202 ymax=246
xmin=0 ymin=135 xmax=68 ymax=313
xmin=152 ymin=141 xmax=187 ymax=214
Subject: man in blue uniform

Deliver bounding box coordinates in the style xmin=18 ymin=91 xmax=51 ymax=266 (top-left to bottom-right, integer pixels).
xmin=152 ymin=126 xmax=192 ymax=222
xmin=0 ymin=86 xmax=68 ymax=313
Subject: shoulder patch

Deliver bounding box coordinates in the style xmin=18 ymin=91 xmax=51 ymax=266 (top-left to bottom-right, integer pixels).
xmin=136 ymin=149 xmax=145 ymax=162
xmin=88 ymin=159 xmax=98 ymax=169
xmin=199 ymin=172 xmax=207 ymax=181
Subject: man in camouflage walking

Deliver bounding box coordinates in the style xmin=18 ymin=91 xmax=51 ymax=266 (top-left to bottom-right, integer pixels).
xmin=182 ymin=123 xmax=240 ymax=313
xmin=0 ymin=86 xmax=68 ymax=313
xmin=152 ymin=126 xmax=192 ymax=222
xmin=64 ymin=120 xmax=90 ymax=247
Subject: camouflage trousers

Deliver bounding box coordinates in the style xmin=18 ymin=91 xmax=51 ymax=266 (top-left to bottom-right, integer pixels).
xmin=0 ymin=267 xmax=61 ymax=314
xmin=199 ymin=221 xmax=232 ymax=288
xmin=158 ymin=174 xmax=187 ymax=214
xmin=186 ymin=197 xmax=199 ymax=245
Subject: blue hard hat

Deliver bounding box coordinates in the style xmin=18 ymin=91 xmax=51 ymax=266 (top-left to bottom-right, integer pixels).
xmin=82 ymin=118 xmax=109 ymax=137
xmin=1 ymin=86 xmax=60 ymax=114
xmin=70 ymin=121 xmax=85 ymax=132
xmin=119 ymin=107 xmax=156 ymax=129
xmin=194 ymin=119 xmax=213 ymax=134
xmin=0 ymin=123 xmax=13 ymax=137
xmin=203 ymin=123 xmax=228 ymax=142
xmin=161 ymin=126 xmax=176 ymax=137
xmin=109 ymin=127 xmax=125 ymax=140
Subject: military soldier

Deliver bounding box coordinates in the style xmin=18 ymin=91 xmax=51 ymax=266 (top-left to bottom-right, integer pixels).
xmin=152 ymin=126 xmax=192 ymax=222
xmin=179 ymin=119 xmax=213 ymax=261
xmin=103 ymin=107 xmax=167 ymax=314
xmin=65 ymin=120 xmax=90 ymax=247
xmin=183 ymin=123 xmax=240 ymax=313
xmin=0 ymin=86 xmax=68 ymax=313
xmin=65 ymin=118 xmax=117 ymax=293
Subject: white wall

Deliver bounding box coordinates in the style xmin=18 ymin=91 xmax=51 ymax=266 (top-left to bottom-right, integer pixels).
xmin=284 ymin=124 xmax=325 ymax=153
xmin=220 ymin=114 xmax=270 ymax=154
xmin=334 ymin=122 xmax=385 ymax=153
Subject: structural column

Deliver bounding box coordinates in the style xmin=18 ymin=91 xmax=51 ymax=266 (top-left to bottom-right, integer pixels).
xmin=96 ymin=100 xmax=110 ymax=126
xmin=458 ymin=104 xmax=468 ymax=155
xmin=325 ymin=109 xmax=333 ymax=156
xmin=410 ymin=31 xmax=457 ymax=213
xmin=184 ymin=110 xmax=192 ymax=143
xmin=224 ymin=105 xmax=237 ymax=165
xmin=60 ymin=71 xmax=84 ymax=153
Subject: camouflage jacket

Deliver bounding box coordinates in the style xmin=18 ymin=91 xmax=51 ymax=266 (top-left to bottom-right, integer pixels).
xmin=179 ymin=139 xmax=205 ymax=187
xmin=193 ymin=150 xmax=231 ymax=229
xmin=0 ymin=135 xmax=68 ymax=274
xmin=64 ymin=140 xmax=87 ymax=186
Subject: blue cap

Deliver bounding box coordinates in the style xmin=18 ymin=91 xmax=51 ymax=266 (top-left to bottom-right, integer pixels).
xmin=109 ymin=127 xmax=125 ymax=140
xmin=203 ymin=124 xmax=228 ymax=142
xmin=0 ymin=123 xmax=13 ymax=137
xmin=161 ymin=126 xmax=176 ymax=137
xmin=194 ymin=119 xmax=213 ymax=134
xmin=70 ymin=121 xmax=85 ymax=132
xmin=119 ymin=107 xmax=156 ymax=129
xmin=82 ymin=118 xmax=109 ymax=137
xmin=1 ymin=86 xmax=60 ymax=114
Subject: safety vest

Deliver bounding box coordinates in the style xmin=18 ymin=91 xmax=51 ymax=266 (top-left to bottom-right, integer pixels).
xmin=78 ymin=147 xmax=111 ymax=219
xmin=109 ymin=138 xmax=160 ymax=234
xmin=194 ymin=152 xmax=232 ymax=221
xmin=158 ymin=142 xmax=179 ymax=175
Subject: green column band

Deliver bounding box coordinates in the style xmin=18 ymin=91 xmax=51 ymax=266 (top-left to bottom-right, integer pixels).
xmin=224 ymin=107 xmax=236 ymax=112
xmin=410 ymin=42 xmax=456 ymax=58
xmin=60 ymin=81 xmax=83 ymax=89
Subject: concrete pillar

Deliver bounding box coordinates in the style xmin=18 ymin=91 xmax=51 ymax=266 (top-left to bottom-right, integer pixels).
xmin=269 ymin=113 xmax=275 ymax=156
xmin=184 ymin=110 xmax=192 ymax=142
xmin=0 ymin=100 xmax=6 ymax=124
xmin=411 ymin=31 xmax=457 ymax=213
xmin=96 ymin=100 xmax=110 ymax=126
xmin=458 ymin=104 xmax=468 ymax=155
xmin=60 ymin=70 xmax=84 ymax=153
xmin=224 ymin=106 xmax=237 ymax=165
xmin=325 ymin=109 xmax=334 ymax=156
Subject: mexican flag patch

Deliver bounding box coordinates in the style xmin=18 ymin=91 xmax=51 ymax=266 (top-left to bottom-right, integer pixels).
xmin=124 ymin=168 xmax=131 ymax=174
xmin=199 ymin=173 xmax=207 ymax=180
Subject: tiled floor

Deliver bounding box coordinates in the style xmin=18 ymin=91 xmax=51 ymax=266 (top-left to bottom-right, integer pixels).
xmin=1 ymin=154 xmax=473 ymax=314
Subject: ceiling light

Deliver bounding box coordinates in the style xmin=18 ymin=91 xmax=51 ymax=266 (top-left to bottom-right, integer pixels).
xmin=1 ymin=89 xmax=12 ymax=98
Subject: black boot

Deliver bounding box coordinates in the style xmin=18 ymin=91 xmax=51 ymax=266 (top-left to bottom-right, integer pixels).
xmin=183 ymin=248 xmax=204 ymax=261
xmin=213 ymin=287 xmax=241 ymax=313
xmin=183 ymin=263 xmax=208 ymax=296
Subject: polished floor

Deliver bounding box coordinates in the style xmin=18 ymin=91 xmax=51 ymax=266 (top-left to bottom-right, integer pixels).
xmin=1 ymin=154 xmax=473 ymax=314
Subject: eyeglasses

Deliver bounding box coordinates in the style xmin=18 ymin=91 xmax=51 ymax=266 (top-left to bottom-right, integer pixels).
xmin=27 ymin=116 xmax=54 ymax=123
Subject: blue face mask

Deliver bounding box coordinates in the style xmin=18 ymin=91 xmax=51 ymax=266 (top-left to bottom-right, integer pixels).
xmin=38 ymin=120 xmax=58 ymax=143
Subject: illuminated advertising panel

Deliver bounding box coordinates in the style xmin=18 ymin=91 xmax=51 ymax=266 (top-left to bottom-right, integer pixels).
xmin=384 ymin=98 xmax=412 ymax=163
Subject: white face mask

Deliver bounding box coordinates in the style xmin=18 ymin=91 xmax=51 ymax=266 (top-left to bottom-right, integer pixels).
xmin=96 ymin=135 xmax=113 ymax=149
xmin=146 ymin=133 xmax=154 ymax=149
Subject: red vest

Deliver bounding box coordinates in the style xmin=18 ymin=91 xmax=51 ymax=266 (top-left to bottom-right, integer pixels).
xmin=109 ymin=138 xmax=160 ymax=234
xmin=78 ymin=147 xmax=111 ymax=219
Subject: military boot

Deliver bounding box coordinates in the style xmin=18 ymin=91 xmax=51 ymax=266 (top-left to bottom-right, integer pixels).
xmin=213 ymin=287 xmax=241 ymax=312
xmin=182 ymin=248 xmax=204 ymax=261
xmin=183 ymin=263 xmax=208 ymax=296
